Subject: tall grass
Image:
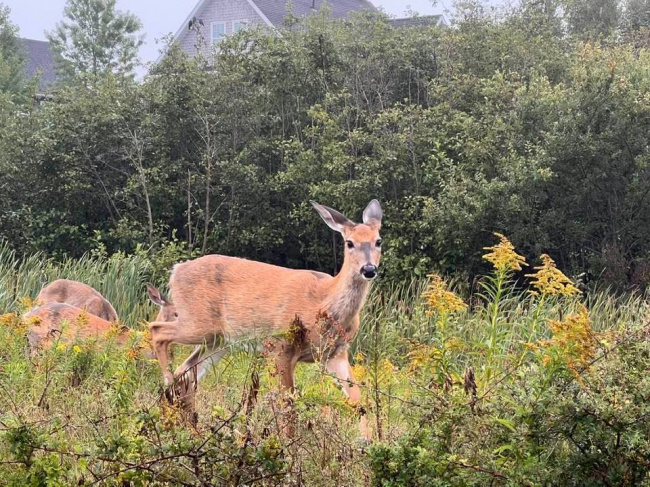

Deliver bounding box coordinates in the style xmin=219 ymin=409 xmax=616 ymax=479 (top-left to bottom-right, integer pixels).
xmin=0 ymin=241 xmax=156 ymax=326
xmin=1 ymin=240 xmax=650 ymax=484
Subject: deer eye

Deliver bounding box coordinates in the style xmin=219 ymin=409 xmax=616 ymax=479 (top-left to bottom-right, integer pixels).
xmin=346 ymin=240 xmax=355 ymax=249
xmin=376 ymin=239 xmax=382 ymax=248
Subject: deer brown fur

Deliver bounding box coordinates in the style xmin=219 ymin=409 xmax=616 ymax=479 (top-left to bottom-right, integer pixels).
xmin=148 ymin=200 xmax=383 ymax=437
xmin=26 ymin=302 xmax=129 ymax=356
xmin=36 ymin=279 xmax=118 ymax=322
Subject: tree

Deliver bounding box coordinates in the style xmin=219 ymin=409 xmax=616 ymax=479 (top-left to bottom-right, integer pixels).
xmin=0 ymin=4 xmax=25 ymax=93
xmin=622 ymin=0 xmax=650 ymax=32
xmin=564 ymin=0 xmax=620 ymax=38
xmin=47 ymin=0 xmax=143 ymax=82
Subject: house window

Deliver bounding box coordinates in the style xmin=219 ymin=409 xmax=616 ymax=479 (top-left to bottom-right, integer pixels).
xmin=232 ymin=20 xmax=248 ymax=33
xmin=211 ymin=22 xmax=226 ymax=44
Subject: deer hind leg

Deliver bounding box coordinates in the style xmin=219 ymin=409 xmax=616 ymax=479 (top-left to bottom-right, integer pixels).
xmin=148 ymin=321 xmax=177 ymax=386
xmin=174 ymin=340 xmax=227 ymax=381
xmin=325 ymin=348 xmax=370 ymax=441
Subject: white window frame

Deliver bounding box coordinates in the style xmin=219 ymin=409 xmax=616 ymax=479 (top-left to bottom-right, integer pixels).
xmin=210 ymin=21 xmax=226 ymax=44
xmin=232 ymin=19 xmax=249 ymax=33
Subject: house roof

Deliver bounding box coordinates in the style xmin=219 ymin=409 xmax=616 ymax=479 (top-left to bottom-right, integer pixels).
xmin=253 ymin=0 xmax=377 ymax=27
xmin=21 ymin=38 xmax=57 ymax=89
xmin=388 ymin=14 xmax=447 ymax=28
xmin=173 ymin=0 xmax=377 ymax=41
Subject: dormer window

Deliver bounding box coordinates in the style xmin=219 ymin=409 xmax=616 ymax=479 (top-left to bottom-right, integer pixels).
xmin=211 ymin=22 xmax=226 ymax=44
xmin=232 ymin=20 xmax=248 ymax=33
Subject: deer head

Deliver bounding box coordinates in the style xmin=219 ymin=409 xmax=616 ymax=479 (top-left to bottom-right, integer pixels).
xmin=146 ymin=284 xmax=178 ymax=322
xmin=311 ymin=199 xmax=383 ymax=281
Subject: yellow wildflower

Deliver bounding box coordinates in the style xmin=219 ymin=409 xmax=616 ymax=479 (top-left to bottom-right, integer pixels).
xmin=75 ymin=310 xmax=90 ymax=328
xmin=0 ymin=313 xmax=18 ymax=327
xmin=56 ymin=342 xmax=67 ymax=352
xmin=546 ymin=305 xmax=597 ymax=374
xmin=482 ymin=233 xmax=527 ymax=272
xmin=407 ymin=342 xmax=442 ymax=372
xmin=526 ymin=254 xmax=581 ymax=296
xmin=422 ymin=274 xmax=467 ymax=316
xmin=17 ymin=296 xmax=39 ymax=312
xmin=351 ymin=352 xmax=368 ymax=384
xmin=73 ymin=345 xmax=82 ymax=354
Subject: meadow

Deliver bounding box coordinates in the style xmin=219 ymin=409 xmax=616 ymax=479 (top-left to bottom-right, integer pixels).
xmin=1 ymin=236 xmax=649 ymax=486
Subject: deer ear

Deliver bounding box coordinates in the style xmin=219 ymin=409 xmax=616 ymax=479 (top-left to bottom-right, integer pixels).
xmin=311 ymin=201 xmax=352 ymax=234
xmin=363 ymin=199 xmax=382 ymax=227
xmin=146 ymin=283 xmax=169 ymax=307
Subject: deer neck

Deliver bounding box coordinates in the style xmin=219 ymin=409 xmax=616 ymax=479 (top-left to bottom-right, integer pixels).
xmin=322 ymin=259 xmax=372 ymax=325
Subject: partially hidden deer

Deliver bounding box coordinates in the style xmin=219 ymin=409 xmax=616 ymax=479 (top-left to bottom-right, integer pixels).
xmin=26 ymin=302 xmax=129 ymax=356
xmin=36 ymin=279 xmax=118 ymax=322
xmin=27 ymin=285 xmax=175 ymax=358
xmin=148 ymin=200 xmax=383 ymax=438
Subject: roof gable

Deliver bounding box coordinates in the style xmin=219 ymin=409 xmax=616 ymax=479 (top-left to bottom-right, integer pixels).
xmin=173 ymin=0 xmax=377 ymax=39
xmin=253 ymin=0 xmax=377 ymax=27
xmin=20 ymin=38 xmax=57 ymax=89
xmin=389 ymin=15 xmax=447 ymax=28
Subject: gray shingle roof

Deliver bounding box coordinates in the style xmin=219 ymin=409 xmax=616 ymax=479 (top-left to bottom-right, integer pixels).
xmin=253 ymin=0 xmax=377 ymax=27
xmin=388 ymin=15 xmax=446 ymax=28
xmin=21 ymin=38 xmax=57 ymax=89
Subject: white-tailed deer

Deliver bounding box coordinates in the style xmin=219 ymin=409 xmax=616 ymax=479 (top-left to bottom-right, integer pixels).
xmin=27 ymin=284 xmax=176 ymax=358
xmin=36 ymin=279 xmax=118 ymax=322
xmin=26 ymin=302 xmax=130 ymax=356
xmin=148 ymin=200 xmax=383 ymax=437
xmin=146 ymin=284 xmax=178 ymax=323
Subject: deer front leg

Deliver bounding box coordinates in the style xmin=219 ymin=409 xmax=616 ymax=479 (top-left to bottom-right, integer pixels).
xmin=325 ymin=347 xmax=370 ymax=441
xmin=148 ymin=321 xmax=176 ymax=386
xmin=275 ymin=348 xmax=297 ymax=436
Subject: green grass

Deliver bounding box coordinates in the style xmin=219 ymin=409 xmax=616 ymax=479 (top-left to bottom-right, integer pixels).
xmin=1 ymin=247 xmax=650 ymax=485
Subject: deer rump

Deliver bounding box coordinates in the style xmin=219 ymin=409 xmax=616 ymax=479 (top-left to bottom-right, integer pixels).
xmin=36 ymin=279 xmax=118 ymax=322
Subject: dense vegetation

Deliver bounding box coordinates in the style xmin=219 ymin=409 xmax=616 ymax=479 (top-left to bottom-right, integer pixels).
xmin=2 ymin=237 xmax=650 ymax=485
xmin=0 ymin=1 xmax=649 ymax=287
xmin=2 ymin=0 xmax=650 ymax=484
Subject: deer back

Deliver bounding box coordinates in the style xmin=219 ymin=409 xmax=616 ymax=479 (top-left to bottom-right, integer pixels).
xmin=37 ymin=279 xmax=118 ymax=322
xmin=168 ymin=255 xmax=344 ymax=341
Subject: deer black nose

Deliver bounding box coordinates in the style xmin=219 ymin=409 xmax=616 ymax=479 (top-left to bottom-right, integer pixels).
xmin=361 ymin=265 xmax=377 ymax=280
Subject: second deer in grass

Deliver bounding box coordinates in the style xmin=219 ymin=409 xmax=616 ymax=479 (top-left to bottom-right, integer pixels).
xmin=148 ymin=200 xmax=383 ymax=436
xmin=36 ymin=279 xmax=118 ymax=322
xmin=26 ymin=303 xmax=129 ymax=356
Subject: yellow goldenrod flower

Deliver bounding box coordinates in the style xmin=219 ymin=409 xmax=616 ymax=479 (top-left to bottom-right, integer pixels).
xmin=407 ymin=342 xmax=443 ymax=372
xmin=73 ymin=345 xmax=82 ymax=354
xmin=17 ymin=296 xmax=39 ymax=312
xmin=526 ymin=254 xmax=581 ymax=296
xmin=0 ymin=313 xmax=18 ymax=326
xmin=483 ymin=233 xmax=527 ymax=273
xmin=546 ymin=305 xmax=597 ymax=374
xmin=56 ymin=342 xmax=67 ymax=352
xmin=422 ymin=274 xmax=467 ymax=316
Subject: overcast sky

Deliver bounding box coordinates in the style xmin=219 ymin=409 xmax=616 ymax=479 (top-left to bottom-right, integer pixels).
xmin=5 ymin=0 xmax=452 ymax=68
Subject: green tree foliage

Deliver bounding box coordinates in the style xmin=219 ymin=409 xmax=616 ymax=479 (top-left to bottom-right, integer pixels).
xmin=1 ymin=6 xmax=650 ymax=288
xmin=47 ymin=0 xmax=143 ymax=82
xmin=0 ymin=4 xmax=24 ymax=93
xmin=622 ymin=0 xmax=650 ymax=32
xmin=565 ymin=0 xmax=621 ymax=38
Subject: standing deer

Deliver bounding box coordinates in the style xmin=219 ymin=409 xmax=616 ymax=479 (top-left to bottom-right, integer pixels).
xmin=148 ymin=200 xmax=383 ymax=437
xmin=146 ymin=284 xmax=178 ymax=322
xmin=36 ymin=279 xmax=118 ymax=322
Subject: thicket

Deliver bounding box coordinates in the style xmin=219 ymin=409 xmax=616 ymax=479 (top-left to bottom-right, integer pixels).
xmin=0 ymin=1 xmax=648 ymax=287
xmin=2 ymin=234 xmax=650 ymax=485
